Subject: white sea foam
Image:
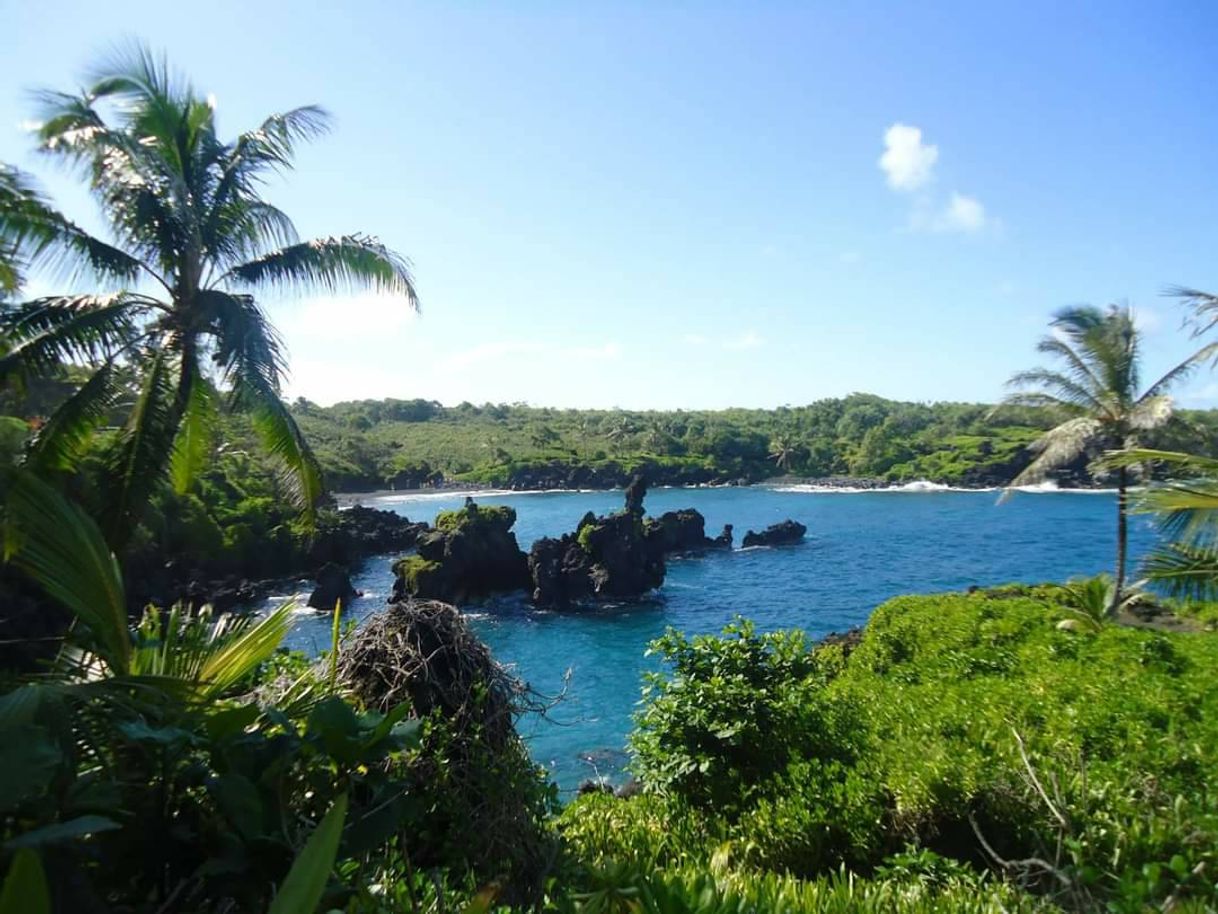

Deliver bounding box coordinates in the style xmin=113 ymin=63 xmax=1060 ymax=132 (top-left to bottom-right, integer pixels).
xmin=774 ymin=479 xmax=1119 ymax=495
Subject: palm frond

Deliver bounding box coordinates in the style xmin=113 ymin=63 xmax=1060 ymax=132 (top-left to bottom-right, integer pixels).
xmin=1006 ymin=416 xmax=1103 ymax=491
xmin=1106 ymin=447 xmax=1218 ymax=476
xmin=1141 ymin=542 xmax=1218 ymax=602
xmin=231 ymin=106 xmax=331 ymax=173
xmin=1138 ymin=481 xmax=1218 ymax=543
xmin=1033 ymin=336 xmax=1105 ymax=401
xmin=167 ymin=360 xmax=217 ymax=494
xmin=99 ymin=348 xmax=183 ymax=546
xmin=0 ymin=165 xmax=142 ymax=289
xmin=1167 ymin=286 xmax=1218 ymax=339
xmin=129 ymin=601 xmax=292 ymax=699
xmin=0 ymin=295 xmax=143 ymax=383
xmin=1 ymin=469 xmax=129 ymax=673
xmin=991 ymin=391 xmax=1080 ymax=415
xmin=1005 ymin=368 xmax=1105 ymax=415
xmin=1140 ymin=342 xmax=1218 ymax=397
xmin=243 ymin=388 xmax=324 ymax=522
xmin=1126 ymin=394 xmax=1173 ymax=431
xmin=223 ymin=234 xmax=419 ymax=308
xmin=24 ymin=358 xmax=125 ymax=473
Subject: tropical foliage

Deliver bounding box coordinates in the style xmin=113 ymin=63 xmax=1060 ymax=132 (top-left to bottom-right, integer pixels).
xmin=999 ymin=304 xmax=1215 ymax=593
xmin=597 ymin=589 xmax=1218 ymax=912
xmin=0 ymin=44 xmax=417 ymax=544
xmin=285 ymin=394 xmax=1218 ymax=492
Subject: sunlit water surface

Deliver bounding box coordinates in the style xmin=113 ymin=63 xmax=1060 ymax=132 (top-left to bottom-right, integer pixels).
xmin=266 ymin=484 xmax=1153 ymax=792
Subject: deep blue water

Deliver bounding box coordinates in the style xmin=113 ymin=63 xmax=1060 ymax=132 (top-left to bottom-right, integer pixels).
xmin=271 ymin=484 xmax=1155 ymax=792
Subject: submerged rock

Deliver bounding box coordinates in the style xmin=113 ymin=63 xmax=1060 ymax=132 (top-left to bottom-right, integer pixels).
xmin=742 ymin=519 xmax=807 ymax=548
xmin=391 ymin=501 xmax=531 ymax=604
xmin=308 ymin=562 xmax=359 ymax=611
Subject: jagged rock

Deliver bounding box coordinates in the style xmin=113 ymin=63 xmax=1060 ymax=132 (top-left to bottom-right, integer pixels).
xmin=623 ymin=474 xmax=648 ymax=515
xmin=391 ymin=501 xmax=531 ymax=604
xmin=528 ymin=534 xmax=595 ymax=606
xmin=644 ymin=509 xmax=731 ymax=554
xmin=581 ymin=510 xmax=666 ymax=598
xmin=742 ymin=519 xmax=807 ymax=548
xmin=528 ymin=480 xmax=666 ymax=607
xmin=308 ymin=562 xmax=359 ymax=611
xmin=309 ymin=505 xmax=428 ymax=566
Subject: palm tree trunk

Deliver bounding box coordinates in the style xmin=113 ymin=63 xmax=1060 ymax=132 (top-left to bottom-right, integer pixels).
xmin=1116 ymin=463 xmax=1128 ymax=598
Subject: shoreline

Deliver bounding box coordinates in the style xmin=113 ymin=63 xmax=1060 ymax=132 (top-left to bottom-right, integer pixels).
xmin=335 ymin=476 xmax=1111 ymax=504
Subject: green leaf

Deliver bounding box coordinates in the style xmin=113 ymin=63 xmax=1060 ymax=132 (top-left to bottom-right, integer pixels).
xmin=0 ymin=850 xmax=50 ymax=914
xmin=115 ymin=718 xmax=196 ymax=746
xmin=268 ymin=794 xmax=347 ymax=914
xmin=100 ymin=348 xmax=183 ymax=547
xmin=168 ymin=369 xmax=218 ymax=494
xmin=204 ymin=703 xmax=260 ymax=741
xmin=5 ymin=815 xmax=121 ymax=850
xmin=0 ymin=726 xmax=62 ymax=812
xmin=2 ymin=469 xmax=130 ymax=672
xmin=210 ymin=774 xmax=264 ymax=840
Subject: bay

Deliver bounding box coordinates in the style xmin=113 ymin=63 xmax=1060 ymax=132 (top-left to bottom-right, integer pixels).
xmin=273 ymin=484 xmax=1155 ymax=792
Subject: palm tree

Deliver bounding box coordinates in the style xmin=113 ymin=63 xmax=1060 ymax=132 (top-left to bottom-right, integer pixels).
xmin=0 ymin=46 xmax=417 ymax=545
xmin=604 ymin=416 xmax=637 ymax=455
xmin=768 ymin=433 xmax=800 ymax=473
xmin=1000 ymin=304 xmax=1214 ymax=597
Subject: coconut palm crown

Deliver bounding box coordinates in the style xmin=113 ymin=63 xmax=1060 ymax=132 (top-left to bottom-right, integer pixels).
xmin=0 ymin=46 xmax=417 ymax=545
xmin=999 ymin=303 xmax=1215 ymax=594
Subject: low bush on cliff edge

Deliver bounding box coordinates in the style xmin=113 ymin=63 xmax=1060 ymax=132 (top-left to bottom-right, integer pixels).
xmin=565 ymin=591 xmax=1218 ymax=911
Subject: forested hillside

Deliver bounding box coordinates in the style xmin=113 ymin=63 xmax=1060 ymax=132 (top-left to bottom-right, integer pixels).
xmin=290 ymin=394 xmax=1218 ymax=491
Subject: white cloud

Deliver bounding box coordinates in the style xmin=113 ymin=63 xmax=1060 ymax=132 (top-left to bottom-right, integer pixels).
xmin=940 ymin=193 xmax=987 ymax=232
xmin=879 ymin=123 xmax=938 ymax=191
xmin=908 ymin=192 xmax=989 ymax=234
xmin=723 ymin=330 xmax=764 ymax=351
xmin=683 ymin=333 xmax=709 ymax=345
xmin=880 ymin=123 xmax=997 ymax=234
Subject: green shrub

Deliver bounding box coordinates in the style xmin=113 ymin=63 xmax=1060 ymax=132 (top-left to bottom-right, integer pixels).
xmin=629 ymin=619 xmax=856 ymax=812
xmin=622 ymin=593 xmax=1218 ymax=910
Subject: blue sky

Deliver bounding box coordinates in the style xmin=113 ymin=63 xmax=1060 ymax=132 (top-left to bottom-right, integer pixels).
xmin=3 ymin=1 xmax=1218 ymax=409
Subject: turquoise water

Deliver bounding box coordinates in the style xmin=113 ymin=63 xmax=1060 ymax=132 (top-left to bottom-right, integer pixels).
xmin=275 ymin=485 xmax=1154 ymax=792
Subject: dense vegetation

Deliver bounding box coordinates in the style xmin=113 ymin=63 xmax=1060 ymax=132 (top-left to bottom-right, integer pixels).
xmin=291 ymin=394 xmax=1218 ymax=491
xmin=4 ymin=43 xmax=1218 ymax=914
xmin=560 ymin=589 xmax=1218 ymax=913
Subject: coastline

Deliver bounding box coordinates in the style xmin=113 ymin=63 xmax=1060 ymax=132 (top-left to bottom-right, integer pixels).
xmin=335 ymin=475 xmax=1113 ymax=504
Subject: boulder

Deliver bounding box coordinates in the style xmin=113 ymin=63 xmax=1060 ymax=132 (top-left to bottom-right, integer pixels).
xmin=528 ymin=534 xmax=595 ymax=607
xmin=391 ymin=501 xmax=531 ymax=604
xmin=308 ymin=562 xmax=359 ymax=611
xmin=742 ymin=519 xmax=807 ymax=548
xmin=528 ymin=478 xmax=666 ymax=608
xmin=643 ymin=509 xmax=733 ymax=554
